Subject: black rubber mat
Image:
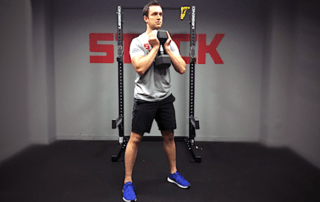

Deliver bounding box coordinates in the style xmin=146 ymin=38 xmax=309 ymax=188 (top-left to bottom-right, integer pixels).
xmin=0 ymin=140 xmax=319 ymax=202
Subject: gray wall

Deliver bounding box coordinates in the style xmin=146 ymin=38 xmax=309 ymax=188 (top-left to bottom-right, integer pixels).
xmin=1 ymin=0 xmax=320 ymax=168
xmin=286 ymin=1 xmax=320 ymax=168
xmin=29 ymin=0 xmax=56 ymax=144
xmin=260 ymin=0 xmax=296 ymax=147
xmin=261 ymin=0 xmax=320 ymax=167
xmin=0 ymin=0 xmax=32 ymax=162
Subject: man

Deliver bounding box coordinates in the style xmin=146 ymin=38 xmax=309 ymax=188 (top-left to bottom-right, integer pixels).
xmin=123 ymin=1 xmax=190 ymax=201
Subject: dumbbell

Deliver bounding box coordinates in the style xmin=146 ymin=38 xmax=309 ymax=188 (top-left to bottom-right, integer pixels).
xmin=154 ymin=30 xmax=171 ymax=69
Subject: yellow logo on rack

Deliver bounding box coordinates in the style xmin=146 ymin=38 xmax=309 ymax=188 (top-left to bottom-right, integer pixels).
xmin=180 ymin=6 xmax=190 ymax=20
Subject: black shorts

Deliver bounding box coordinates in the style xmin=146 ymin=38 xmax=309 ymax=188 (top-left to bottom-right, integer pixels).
xmin=131 ymin=94 xmax=177 ymax=135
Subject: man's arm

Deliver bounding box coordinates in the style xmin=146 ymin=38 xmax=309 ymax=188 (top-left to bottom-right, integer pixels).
xmin=132 ymin=46 xmax=159 ymax=75
xmin=131 ymin=31 xmax=160 ymax=75
xmin=164 ymin=32 xmax=186 ymax=74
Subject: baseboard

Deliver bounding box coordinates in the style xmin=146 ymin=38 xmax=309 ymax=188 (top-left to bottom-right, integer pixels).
xmin=194 ymin=136 xmax=260 ymax=142
xmin=56 ymin=134 xmax=259 ymax=142
xmin=56 ymin=134 xmax=119 ymax=141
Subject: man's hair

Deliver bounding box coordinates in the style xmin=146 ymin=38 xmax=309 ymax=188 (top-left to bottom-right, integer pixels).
xmin=142 ymin=0 xmax=161 ymax=18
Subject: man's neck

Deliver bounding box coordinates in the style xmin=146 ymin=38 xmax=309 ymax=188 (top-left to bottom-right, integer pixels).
xmin=146 ymin=27 xmax=158 ymax=35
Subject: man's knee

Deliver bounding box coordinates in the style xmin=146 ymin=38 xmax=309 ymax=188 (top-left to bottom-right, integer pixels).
xmin=162 ymin=130 xmax=174 ymax=142
xmin=129 ymin=132 xmax=143 ymax=145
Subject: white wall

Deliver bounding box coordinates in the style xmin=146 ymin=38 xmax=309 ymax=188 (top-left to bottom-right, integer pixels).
xmin=52 ymin=0 xmax=265 ymax=142
xmin=195 ymin=0 xmax=266 ymax=141
xmin=0 ymin=0 xmax=32 ymax=163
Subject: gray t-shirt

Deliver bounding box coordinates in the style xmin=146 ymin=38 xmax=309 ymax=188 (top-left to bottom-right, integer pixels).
xmin=130 ymin=32 xmax=180 ymax=102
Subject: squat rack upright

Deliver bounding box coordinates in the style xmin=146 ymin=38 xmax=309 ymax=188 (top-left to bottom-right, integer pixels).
xmin=111 ymin=5 xmax=201 ymax=163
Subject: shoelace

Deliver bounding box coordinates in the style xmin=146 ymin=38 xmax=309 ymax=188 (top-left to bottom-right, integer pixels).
xmin=125 ymin=183 xmax=136 ymax=190
xmin=124 ymin=183 xmax=136 ymax=198
xmin=175 ymin=172 xmax=185 ymax=181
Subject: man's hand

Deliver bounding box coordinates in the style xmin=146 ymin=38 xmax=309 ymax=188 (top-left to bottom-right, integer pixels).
xmin=148 ymin=30 xmax=160 ymax=48
xmin=131 ymin=30 xmax=161 ymax=75
xmin=162 ymin=30 xmax=186 ymax=74
xmin=164 ymin=31 xmax=172 ymax=52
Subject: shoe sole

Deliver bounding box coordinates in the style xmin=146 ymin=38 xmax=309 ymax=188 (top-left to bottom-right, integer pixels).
xmin=122 ymin=197 xmax=137 ymax=202
xmin=167 ymin=177 xmax=190 ymax=189
xmin=122 ymin=190 xmax=137 ymax=202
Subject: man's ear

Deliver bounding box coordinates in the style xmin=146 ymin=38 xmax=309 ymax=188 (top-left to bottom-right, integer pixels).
xmin=144 ymin=15 xmax=148 ymax=23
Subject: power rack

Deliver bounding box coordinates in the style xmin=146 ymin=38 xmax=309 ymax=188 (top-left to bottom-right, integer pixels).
xmin=111 ymin=6 xmax=202 ymax=163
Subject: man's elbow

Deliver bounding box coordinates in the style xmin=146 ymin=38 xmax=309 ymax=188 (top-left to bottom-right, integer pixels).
xmin=132 ymin=56 xmax=145 ymax=75
xmin=178 ymin=69 xmax=185 ymax=74
xmin=135 ymin=66 xmax=145 ymax=75
xmin=178 ymin=64 xmax=186 ymax=74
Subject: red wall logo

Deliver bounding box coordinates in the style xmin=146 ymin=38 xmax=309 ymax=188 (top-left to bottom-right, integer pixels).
xmin=89 ymin=33 xmax=224 ymax=64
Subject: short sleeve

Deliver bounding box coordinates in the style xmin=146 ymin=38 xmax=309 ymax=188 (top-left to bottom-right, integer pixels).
xmin=170 ymin=41 xmax=181 ymax=56
xmin=130 ymin=38 xmax=145 ymax=60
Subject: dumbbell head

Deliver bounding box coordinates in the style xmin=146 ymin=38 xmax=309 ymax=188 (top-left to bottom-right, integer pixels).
xmin=155 ymin=30 xmax=171 ymax=69
xmin=157 ymin=30 xmax=168 ymax=45
xmin=155 ymin=55 xmax=171 ymax=69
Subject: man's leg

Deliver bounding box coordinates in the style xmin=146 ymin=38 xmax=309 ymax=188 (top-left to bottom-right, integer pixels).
xmin=162 ymin=130 xmax=191 ymax=189
xmin=124 ymin=132 xmax=143 ymax=184
xmin=161 ymin=130 xmax=177 ymax=174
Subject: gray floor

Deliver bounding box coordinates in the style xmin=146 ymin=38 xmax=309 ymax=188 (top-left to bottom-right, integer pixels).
xmin=0 ymin=140 xmax=320 ymax=202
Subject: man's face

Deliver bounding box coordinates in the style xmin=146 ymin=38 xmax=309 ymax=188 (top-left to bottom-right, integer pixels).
xmin=144 ymin=5 xmax=163 ymax=30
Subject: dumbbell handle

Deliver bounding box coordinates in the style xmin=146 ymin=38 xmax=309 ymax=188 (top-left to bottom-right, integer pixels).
xmin=157 ymin=30 xmax=168 ymax=45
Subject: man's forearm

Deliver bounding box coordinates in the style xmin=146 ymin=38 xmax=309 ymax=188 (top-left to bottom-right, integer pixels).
xmin=132 ymin=45 xmax=159 ymax=75
xmin=166 ymin=48 xmax=186 ymax=74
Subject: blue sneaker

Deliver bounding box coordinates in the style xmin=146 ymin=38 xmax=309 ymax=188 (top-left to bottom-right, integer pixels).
xmin=167 ymin=171 xmax=191 ymax=189
xmin=122 ymin=182 xmax=137 ymax=202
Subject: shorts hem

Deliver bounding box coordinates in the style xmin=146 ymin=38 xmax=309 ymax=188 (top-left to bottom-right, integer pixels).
xmin=159 ymin=127 xmax=176 ymax=132
xmin=131 ymin=130 xmax=145 ymax=136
